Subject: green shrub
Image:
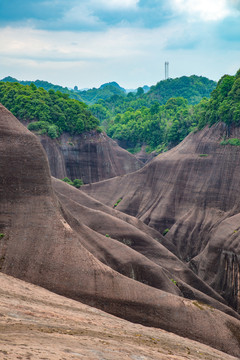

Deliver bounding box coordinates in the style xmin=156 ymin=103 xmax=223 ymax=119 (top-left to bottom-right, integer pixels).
xmin=72 ymin=179 xmax=84 ymax=188
xmin=220 ymin=138 xmax=240 ymax=146
xmin=62 ymin=177 xmax=74 ymax=186
xmin=199 ymin=154 xmax=208 ymax=157
xmin=113 ymin=198 xmax=122 ymax=208
xmin=163 ymin=228 xmax=169 ymax=236
xmin=28 ymin=121 xmax=49 ymax=131
xmin=0 ymin=233 xmax=5 ymax=238
xmin=61 ymin=177 xmax=83 ymax=188
xmin=47 ymin=124 xmax=59 ymax=139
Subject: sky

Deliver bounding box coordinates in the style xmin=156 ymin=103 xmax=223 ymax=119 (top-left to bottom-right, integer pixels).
xmin=0 ymin=0 xmax=240 ymax=89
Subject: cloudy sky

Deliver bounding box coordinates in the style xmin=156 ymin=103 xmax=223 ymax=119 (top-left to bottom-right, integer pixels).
xmin=0 ymin=0 xmax=240 ymax=89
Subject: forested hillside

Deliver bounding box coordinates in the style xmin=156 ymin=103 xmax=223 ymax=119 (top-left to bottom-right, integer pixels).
xmin=92 ymin=72 xmax=240 ymax=153
xmin=1 ymin=76 xmax=85 ymax=102
xmin=0 ymin=77 xmax=126 ymax=105
xmin=106 ymin=97 xmax=196 ymax=152
xmin=0 ymin=74 xmax=218 ymax=152
xmin=196 ymin=69 xmax=240 ymax=129
xmin=0 ymin=81 xmax=99 ymax=138
xmin=88 ymin=75 xmax=216 ymax=152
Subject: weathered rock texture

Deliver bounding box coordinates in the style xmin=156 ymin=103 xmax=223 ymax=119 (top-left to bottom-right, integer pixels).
xmin=1 ymin=104 xmax=240 ymax=357
xmin=1 ymin=272 xmax=239 ymax=360
xmin=38 ymin=131 xmax=143 ymax=183
xmin=82 ymin=123 xmax=240 ymax=314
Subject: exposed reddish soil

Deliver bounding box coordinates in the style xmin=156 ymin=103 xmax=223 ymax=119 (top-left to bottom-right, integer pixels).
xmin=0 ymin=272 xmax=238 ymax=360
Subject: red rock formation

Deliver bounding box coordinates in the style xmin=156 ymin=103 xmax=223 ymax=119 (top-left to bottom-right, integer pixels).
xmin=1 ymin=104 xmax=240 ymax=357
xmin=38 ymin=131 xmax=143 ymax=183
xmin=82 ymin=123 xmax=240 ymax=313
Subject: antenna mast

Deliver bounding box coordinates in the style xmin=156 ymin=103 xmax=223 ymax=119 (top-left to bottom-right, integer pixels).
xmin=165 ymin=61 xmax=169 ymax=80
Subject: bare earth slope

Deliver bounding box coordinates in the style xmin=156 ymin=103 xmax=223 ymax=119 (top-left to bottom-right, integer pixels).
xmin=82 ymin=123 xmax=240 ymax=313
xmin=0 ymin=272 xmax=239 ymax=360
xmin=38 ymin=131 xmax=143 ymax=183
xmin=1 ymin=104 xmax=240 ymax=357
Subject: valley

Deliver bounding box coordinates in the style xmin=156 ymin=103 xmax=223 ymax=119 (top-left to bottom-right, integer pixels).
xmin=0 ymin=70 xmax=240 ymax=359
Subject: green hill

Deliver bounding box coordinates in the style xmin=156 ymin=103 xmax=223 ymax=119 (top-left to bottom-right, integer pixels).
xmin=147 ymin=75 xmax=216 ymax=105
xmin=0 ymin=81 xmax=99 ymax=138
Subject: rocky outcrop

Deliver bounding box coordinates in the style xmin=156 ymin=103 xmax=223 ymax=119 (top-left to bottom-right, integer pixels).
xmin=1 ymin=104 xmax=240 ymax=357
xmin=38 ymin=131 xmax=143 ymax=183
xmin=82 ymin=123 xmax=240 ymax=314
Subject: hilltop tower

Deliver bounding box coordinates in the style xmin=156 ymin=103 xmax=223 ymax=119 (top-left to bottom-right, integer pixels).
xmin=165 ymin=61 xmax=169 ymax=80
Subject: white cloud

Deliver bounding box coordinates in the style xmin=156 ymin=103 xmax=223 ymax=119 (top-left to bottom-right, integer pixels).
xmin=0 ymin=26 xmax=160 ymax=62
xmin=92 ymin=0 xmax=139 ymax=10
xmin=171 ymin=0 xmax=231 ymax=21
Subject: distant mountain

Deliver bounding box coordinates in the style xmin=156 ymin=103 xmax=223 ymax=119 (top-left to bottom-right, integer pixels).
xmin=147 ymin=75 xmax=216 ymax=105
xmin=80 ymin=82 xmax=126 ymax=104
xmin=126 ymin=85 xmax=150 ymax=94
xmin=0 ymin=76 xmax=126 ymax=105
xmin=0 ymin=75 xmax=216 ymax=107
xmin=100 ymin=81 xmax=126 ymax=92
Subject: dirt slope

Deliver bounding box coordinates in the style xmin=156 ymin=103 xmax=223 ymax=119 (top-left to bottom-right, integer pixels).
xmin=0 ymin=104 xmax=240 ymax=357
xmin=1 ymin=272 xmax=239 ymax=360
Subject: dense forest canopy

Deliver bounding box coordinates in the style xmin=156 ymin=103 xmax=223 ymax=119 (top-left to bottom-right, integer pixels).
xmin=0 ymin=81 xmax=100 ymax=138
xmin=1 ymin=75 xmax=215 ymax=107
xmin=105 ymin=97 xmax=196 ymax=152
xmin=94 ymin=71 xmax=239 ymax=153
xmin=1 ymin=71 xmax=237 ymax=154
xmin=196 ymin=69 xmax=240 ymax=129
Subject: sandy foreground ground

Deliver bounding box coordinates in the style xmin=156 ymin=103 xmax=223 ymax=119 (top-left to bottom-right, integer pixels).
xmin=0 ymin=272 xmax=238 ymax=360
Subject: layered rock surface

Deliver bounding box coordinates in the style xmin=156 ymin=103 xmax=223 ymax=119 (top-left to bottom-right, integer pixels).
xmin=82 ymin=123 xmax=240 ymax=314
xmin=38 ymin=131 xmax=143 ymax=183
xmin=1 ymin=104 xmax=240 ymax=357
xmin=1 ymin=272 xmax=239 ymax=360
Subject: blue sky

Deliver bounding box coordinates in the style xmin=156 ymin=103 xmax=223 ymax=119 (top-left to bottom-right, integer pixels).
xmin=0 ymin=0 xmax=240 ymax=89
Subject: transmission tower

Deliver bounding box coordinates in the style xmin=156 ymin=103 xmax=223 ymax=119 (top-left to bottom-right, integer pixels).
xmin=165 ymin=61 xmax=169 ymax=80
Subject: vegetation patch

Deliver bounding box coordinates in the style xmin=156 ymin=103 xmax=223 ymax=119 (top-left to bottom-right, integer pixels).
xmin=192 ymin=301 xmax=204 ymax=310
xmin=163 ymin=228 xmax=169 ymax=236
xmin=61 ymin=177 xmax=84 ymax=188
xmin=0 ymin=233 xmax=5 ymax=238
xmin=198 ymin=154 xmax=208 ymax=157
xmin=220 ymin=138 xmax=240 ymax=146
xmin=113 ymin=198 xmax=122 ymax=208
xmin=170 ymin=279 xmax=177 ymax=286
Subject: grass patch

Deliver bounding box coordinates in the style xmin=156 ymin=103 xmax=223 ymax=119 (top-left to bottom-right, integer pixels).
xmin=113 ymin=198 xmax=122 ymax=208
xmin=170 ymin=279 xmax=177 ymax=286
xmin=163 ymin=228 xmax=169 ymax=236
xmin=198 ymin=154 xmax=208 ymax=157
xmin=220 ymin=138 xmax=240 ymax=146
xmin=0 ymin=233 xmax=5 ymax=238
